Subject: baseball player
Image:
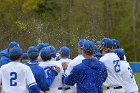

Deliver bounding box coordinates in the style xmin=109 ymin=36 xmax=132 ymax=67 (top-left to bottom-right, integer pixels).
xmin=114 ymin=49 xmax=139 ymax=93
xmin=112 ymin=39 xmax=127 ymax=61
xmin=47 ymin=46 xmax=57 ymax=61
xmin=57 ymin=46 xmax=76 ymax=93
xmin=39 ymin=47 xmax=63 ymax=93
xmin=36 ymin=43 xmax=49 ymax=62
xmin=0 ymin=47 xmax=40 ymax=93
xmin=64 ymin=40 xmax=107 ymax=93
xmin=0 ymin=41 xmax=20 ymax=67
xmin=65 ymin=39 xmax=86 ymax=75
xmin=27 ymin=46 xmax=60 ymax=92
xmin=99 ymin=38 xmax=125 ymax=93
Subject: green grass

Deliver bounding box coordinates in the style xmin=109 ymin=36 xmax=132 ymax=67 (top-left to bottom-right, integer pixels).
xmin=135 ymin=73 xmax=140 ymax=90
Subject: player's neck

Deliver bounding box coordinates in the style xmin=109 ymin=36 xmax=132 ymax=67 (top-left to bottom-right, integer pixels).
xmin=13 ymin=60 xmax=21 ymax=62
xmin=101 ymin=51 xmax=106 ymax=55
xmin=84 ymin=55 xmax=93 ymax=59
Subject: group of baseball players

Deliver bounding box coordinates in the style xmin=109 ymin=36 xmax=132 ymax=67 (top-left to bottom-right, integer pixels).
xmin=0 ymin=38 xmax=139 ymax=93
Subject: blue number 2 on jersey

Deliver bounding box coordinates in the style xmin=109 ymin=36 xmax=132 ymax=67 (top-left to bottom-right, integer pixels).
xmin=10 ymin=72 xmax=17 ymax=86
xmin=113 ymin=60 xmax=120 ymax=73
xmin=128 ymin=67 xmax=134 ymax=79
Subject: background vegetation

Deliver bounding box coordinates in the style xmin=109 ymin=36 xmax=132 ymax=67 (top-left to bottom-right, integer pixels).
xmin=0 ymin=0 xmax=140 ymax=61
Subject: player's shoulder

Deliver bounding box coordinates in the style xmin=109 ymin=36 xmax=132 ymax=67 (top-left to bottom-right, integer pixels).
xmin=73 ymin=54 xmax=84 ymax=61
xmin=18 ymin=62 xmax=32 ymax=70
xmin=71 ymin=63 xmax=83 ymax=72
xmin=70 ymin=55 xmax=84 ymax=65
xmin=0 ymin=63 xmax=8 ymax=70
xmin=120 ymin=60 xmax=130 ymax=68
xmin=100 ymin=53 xmax=119 ymax=61
xmin=98 ymin=60 xmax=106 ymax=66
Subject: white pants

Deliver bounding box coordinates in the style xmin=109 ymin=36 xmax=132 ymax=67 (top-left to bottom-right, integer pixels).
xmin=63 ymin=86 xmax=76 ymax=93
xmin=126 ymin=92 xmax=139 ymax=93
xmin=106 ymin=87 xmax=125 ymax=93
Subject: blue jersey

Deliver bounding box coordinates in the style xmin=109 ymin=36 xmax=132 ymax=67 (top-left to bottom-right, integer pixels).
xmin=0 ymin=49 xmax=11 ymax=67
xmin=27 ymin=60 xmax=57 ymax=92
xmin=65 ymin=58 xmax=107 ymax=93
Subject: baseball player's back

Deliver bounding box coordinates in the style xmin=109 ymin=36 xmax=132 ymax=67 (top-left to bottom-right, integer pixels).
xmin=120 ymin=60 xmax=139 ymax=93
xmin=39 ymin=61 xmax=63 ymax=93
xmin=0 ymin=62 xmax=37 ymax=93
xmin=99 ymin=53 xmax=123 ymax=87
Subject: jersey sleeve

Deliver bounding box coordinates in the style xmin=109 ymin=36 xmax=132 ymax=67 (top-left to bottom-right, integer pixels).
xmin=38 ymin=68 xmax=56 ymax=91
xmin=26 ymin=67 xmax=36 ymax=87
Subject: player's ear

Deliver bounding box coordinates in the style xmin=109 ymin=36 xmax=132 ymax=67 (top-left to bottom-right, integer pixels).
xmin=19 ymin=55 xmax=22 ymax=62
xmin=68 ymin=55 xmax=70 ymax=58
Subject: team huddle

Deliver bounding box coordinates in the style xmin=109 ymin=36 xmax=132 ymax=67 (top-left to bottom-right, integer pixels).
xmin=0 ymin=38 xmax=139 ymax=93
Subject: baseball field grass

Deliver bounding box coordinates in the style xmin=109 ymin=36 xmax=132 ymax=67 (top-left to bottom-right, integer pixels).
xmin=135 ymin=73 xmax=140 ymax=90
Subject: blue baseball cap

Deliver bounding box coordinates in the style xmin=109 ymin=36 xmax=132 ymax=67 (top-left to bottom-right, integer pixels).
xmin=9 ymin=47 xmax=22 ymax=57
xmin=8 ymin=41 xmax=19 ymax=48
xmin=94 ymin=45 xmax=100 ymax=53
xmin=40 ymin=47 xmax=52 ymax=58
xmin=114 ymin=49 xmax=124 ymax=58
xmin=22 ymin=53 xmax=28 ymax=60
xmin=27 ymin=46 xmax=39 ymax=58
xmin=59 ymin=46 xmax=70 ymax=56
xmin=100 ymin=38 xmax=113 ymax=49
xmin=112 ymin=39 xmax=120 ymax=47
xmin=82 ymin=40 xmax=95 ymax=51
xmin=47 ymin=46 xmax=56 ymax=58
xmin=44 ymin=43 xmax=49 ymax=47
xmin=78 ymin=39 xmax=86 ymax=49
xmin=36 ymin=43 xmax=49 ymax=52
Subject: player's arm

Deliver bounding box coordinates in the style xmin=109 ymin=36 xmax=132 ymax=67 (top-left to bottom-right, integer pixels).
xmin=26 ymin=67 xmax=40 ymax=93
xmin=64 ymin=66 xmax=84 ymax=86
xmin=39 ymin=67 xmax=60 ymax=91
xmin=28 ymin=84 xmax=40 ymax=93
xmin=103 ymin=65 xmax=108 ymax=82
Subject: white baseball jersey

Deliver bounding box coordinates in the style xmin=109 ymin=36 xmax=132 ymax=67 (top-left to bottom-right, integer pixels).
xmin=99 ymin=53 xmax=123 ymax=87
xmin=0 ymin=62 xmax=36 ymax=93
xmin=57 ymin=58 xmax=76 ymax=93
xmin=65 ymin=54 xmax=85 ymax=75
xmin=58 ymin=58 xmax=71 ymax=68
xmin=39 ymin=61 xmax=63 ymax=93
xmin=120 ymin=60 xmax=138 ymax=93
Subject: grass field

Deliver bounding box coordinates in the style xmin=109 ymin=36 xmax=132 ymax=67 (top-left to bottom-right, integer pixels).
xmin=135 ymin=73 xmax=140 ymax=90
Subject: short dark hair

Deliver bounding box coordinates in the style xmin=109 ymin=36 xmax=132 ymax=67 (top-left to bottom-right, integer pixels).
xmin=10 ymin=55 xmax=22 ymax=61
xmin=120 ymin=57 xmax=124 ymax=60
xmin=83 ymin=50 xmax=94 ymax=55
xmin=29 ymin=55 xmax=38 ymax=60
xmin=113 ymin=45 xmax=120 ymax=49
xmin=41 ymin=56 xmax=52 ymax=61
xmin=61 ymin=54 xmax=69 ymax=58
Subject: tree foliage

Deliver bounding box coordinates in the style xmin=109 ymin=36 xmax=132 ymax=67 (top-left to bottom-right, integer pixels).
xmin=0 ymin=0 xmax=140 ymax=61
